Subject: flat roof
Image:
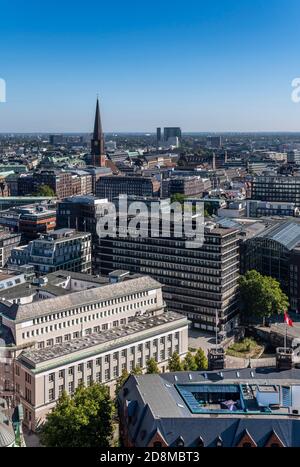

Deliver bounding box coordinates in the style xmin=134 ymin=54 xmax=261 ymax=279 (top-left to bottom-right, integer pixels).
xmin=19 ymin=311 xmax=186 ymax=368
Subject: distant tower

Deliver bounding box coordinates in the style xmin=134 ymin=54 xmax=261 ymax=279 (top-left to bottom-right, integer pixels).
xmin=212 ymin=152 xmax=216 ymax=170
xmin=91 ymin=98 xmax=106 ymax=167
xmin=156 ymin=127 xmax=161 ymax=147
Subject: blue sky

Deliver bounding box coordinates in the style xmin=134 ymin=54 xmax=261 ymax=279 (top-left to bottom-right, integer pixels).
xmin=1 ymin=0 xmax=300 ymax=132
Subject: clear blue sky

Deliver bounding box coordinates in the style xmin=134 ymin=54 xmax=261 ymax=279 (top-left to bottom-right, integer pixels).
xmin=1 ymin=0 xmax=300 ymax=132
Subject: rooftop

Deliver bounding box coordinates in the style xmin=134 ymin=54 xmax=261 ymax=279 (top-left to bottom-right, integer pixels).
xmin=19 ymin=311 xmax=185 ymax=368
xmin=0 ymin=275 xmax=162 ymax=322
xmin=118 ymin=368 xmax=300 ymax=447
xmin=256 ymin=221 xmax=300 ymax=250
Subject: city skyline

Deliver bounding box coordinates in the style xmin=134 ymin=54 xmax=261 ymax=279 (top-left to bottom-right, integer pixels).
xmin=1 ymin=0 xmax=300 ymax=133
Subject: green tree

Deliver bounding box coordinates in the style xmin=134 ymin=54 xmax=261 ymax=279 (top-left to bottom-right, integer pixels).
xmin=35 ymin=184 xmax=55 ymax=197
xmin=183 ymin=351 xmax=198 ymax=371
xmin=239 ymin=270 xmax=289 ymax=324
xmin=146 ymin=358 xmax=160 ymax=374
xmin=131 ymin=366 xmax=143 ymax=375
xmin=168 ymin=352 xmax=183 ymax=372
xmin=40 ymin=383 xmax=114 ymax=447
xmin=194 ymin=348 xmax=208 ymax=370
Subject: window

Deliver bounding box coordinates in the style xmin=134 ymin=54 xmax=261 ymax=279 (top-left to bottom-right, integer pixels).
xmin=68 ymin=382 xmax=74 ymax=394
xmin=68 ymin=367 xmax=74 ymax=376
xmin=105 ymin=355 xmax=110 ymax=364
xmin=87 ymin=375 xmax=92 ymax=386
xmin=104 ymin=369 xmax=110 ymax=381
xmin=58 ymin=385 xmax=64 ymax=397
xmin=59 ymin=370 xmax=64 ymax=379
xmin=25 ymin=373 xmax=32 ymax=384
xmin=49 ymin=373 xmax=55 ymax=383
xmin=49 ymin=388 xmax=55 ymax=401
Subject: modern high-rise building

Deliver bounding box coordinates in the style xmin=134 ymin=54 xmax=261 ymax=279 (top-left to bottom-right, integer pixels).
xmin=163 ymin=127 xmax=182 ymax=141
xmin=91 ymin=98 xmax=106 ymax=167
xmin=100 ymin=217 xmax=240 ymax=336
xmin=156 ymin=127 xmax=162 ymax=146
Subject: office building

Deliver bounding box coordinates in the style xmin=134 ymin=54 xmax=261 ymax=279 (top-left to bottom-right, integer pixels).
xmin=163 ymin=127 xmax=182 ymax=141
xmin=0 ymin=271 xmax=188 ymax=430
xmin=246 ymin=200 xmax=299 ymax=218
xmin=18 ymin=204 xmax=57 ymax=241
xmin=95 ymin=175 xmax=160 ymax=201
xmin=56 ymin=196 xmax=110 ymax=273
xmin=49 ymin=134 xmax=65 ymax=146
xmin=100 ymin=217 xmax=240 ymax=336
xmin=160 ymin=176 xmax=209 ymax=199
xmin=8 ymin=228 xmax=91 ymax=275
xmin=251 ymin=176 xmax=300 ymax=207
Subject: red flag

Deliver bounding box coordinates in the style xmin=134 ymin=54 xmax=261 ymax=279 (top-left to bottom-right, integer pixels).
xmin=284 ymin=312 xmax=293 ymax=327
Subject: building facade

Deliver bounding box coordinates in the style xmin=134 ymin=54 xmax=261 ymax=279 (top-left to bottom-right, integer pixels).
xmin=95 ymin=175 xmax=160 ymax=201
xmin=100 ymin=221 xmax=240 ymax=336
xmin=251 ymin=176 xmax=300 ymax=207
xmin=0 ymin=271 xmax=188 ymax=430
xmin=8 ymin=229 xmax=91 ymax=275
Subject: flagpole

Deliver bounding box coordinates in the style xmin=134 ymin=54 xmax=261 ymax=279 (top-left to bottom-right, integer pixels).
xmin=285 ymin=323 xmax=287 ymax=350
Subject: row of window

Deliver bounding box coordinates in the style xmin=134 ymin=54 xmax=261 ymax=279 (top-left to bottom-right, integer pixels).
xmin=29 ymin=291 xmax=155 ymax=326
xmin=21 ymin=298 xmax=157 ymax=340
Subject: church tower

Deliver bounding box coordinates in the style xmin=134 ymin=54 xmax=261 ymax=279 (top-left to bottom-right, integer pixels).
xmin=91 ymin=98 xmax=106 ymax=167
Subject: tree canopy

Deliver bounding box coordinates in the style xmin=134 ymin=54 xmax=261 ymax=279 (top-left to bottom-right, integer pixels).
xmin=40 ymin=383 xmax=114 ymax=447
xmin=146 ymin=358 xmax=160 ymax=374
xmin=183 ymin=351 xmax=198 ymax=371
xmin=238 ymin=270 xmax=289 ymax=322
xmin=194 ymin=348 xmax=208 ymax=370
xmin=168 ymin=352 xmax=183 ymax=372
xmin=35 ymin=184 xmax=55 ymax=197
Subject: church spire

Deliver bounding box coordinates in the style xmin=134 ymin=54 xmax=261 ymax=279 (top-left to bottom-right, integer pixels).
xmin=93 ymin=97 xmax=102 ymax=140
xmin=91 ymin=97 xmax=106 ymax=166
